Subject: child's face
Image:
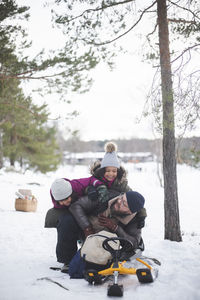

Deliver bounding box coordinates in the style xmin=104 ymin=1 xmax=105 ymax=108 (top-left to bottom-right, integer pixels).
xmin=58 ymin=196 xmax=72 ymax=206
xmin=104 ymin=167 xmax=118 ymax=181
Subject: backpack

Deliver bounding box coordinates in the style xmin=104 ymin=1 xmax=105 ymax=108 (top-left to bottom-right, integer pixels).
xmin=68 ymin=231 xmax=119 ymax=278
xmin=80 ymin=230 xmax=119 ymax=266
xmin=68 ymin=249 xmax=86 ymax=279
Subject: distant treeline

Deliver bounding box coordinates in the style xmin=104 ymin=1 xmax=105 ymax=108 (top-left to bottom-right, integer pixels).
xmin=57 ymin=136 xmax=200 ymax=166
xmin=58 ymin=136 xmax=199 ymax=153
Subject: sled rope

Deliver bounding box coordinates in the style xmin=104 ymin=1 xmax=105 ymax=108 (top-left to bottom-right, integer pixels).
xmin=37 ymin=277 xmax=69 ymax=291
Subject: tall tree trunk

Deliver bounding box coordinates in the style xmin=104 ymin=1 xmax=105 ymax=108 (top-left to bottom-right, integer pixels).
xmin=0 ymin=129 xmax=3 ymax=169
xmin=10 ymin=127 xmax=17 ymax=167
xmin=157 ymin=0 xmax=182 ymax=241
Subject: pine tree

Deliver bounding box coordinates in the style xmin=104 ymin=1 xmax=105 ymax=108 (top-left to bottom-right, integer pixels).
xmin=0 ymin=78 xmax=61 ymax=172
xmin=0 ymin=0 xmax=99 ymax=95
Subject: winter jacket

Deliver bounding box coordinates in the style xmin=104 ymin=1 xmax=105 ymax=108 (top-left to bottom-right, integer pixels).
xmin=69 ymin=196 xmax=142 ymax=249
xmin=51 ymin=161 xmax=131 ymax=208
xmin=46 ymin=161 xmax=146 ymax=228
xmin=90 ymin=161 xmax=131 ymax=192
xmin=50 ymin=177 xmax=104 ymax=209
xmin=90 ymin=161 xmax=147 ymax=220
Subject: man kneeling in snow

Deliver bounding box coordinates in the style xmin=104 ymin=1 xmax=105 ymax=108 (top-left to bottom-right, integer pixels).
xmin=58 ymin=191 xmax=145 ymax=273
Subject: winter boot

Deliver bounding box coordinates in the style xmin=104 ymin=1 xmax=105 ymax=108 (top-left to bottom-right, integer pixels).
xmin=61 ymin=263 xmax=69 ymax=273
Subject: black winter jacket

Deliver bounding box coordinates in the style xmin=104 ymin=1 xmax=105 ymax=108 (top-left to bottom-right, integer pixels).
xmin=69 ymin=196 xmax=142 ymax=250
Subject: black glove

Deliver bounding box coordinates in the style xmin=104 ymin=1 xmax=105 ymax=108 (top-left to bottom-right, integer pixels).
xmin=137 ymin=217 xmax=145 ymax=229
xmin=87 ymin=186 xmax=98 ymax=201
xmin=136 ymin=208 xmax=147 ymax=229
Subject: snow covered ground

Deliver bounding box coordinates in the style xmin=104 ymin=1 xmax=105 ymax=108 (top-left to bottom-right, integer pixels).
xmin=0 ymin=162 xmax=200 ymax=300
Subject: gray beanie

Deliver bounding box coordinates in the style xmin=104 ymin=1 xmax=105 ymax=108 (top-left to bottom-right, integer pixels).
xmin=126 ymin=191 xmax=145 ymax=213
xmin=51 ymin=178 xmax=72 ymax=201
xmin=101 ymin=142 xmax=120 ymax=169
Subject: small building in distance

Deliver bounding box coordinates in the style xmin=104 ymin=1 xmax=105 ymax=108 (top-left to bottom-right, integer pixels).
xmin=63 ymin=151 xmax=155 ymax=165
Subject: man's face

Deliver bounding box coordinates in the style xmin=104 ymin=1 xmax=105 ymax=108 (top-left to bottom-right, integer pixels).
xmin=111 ymin=194 xmax=132 ymax=216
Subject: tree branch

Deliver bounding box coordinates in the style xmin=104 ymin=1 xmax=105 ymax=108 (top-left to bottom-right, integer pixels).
xmin=0 ymin=65 xmax=86 ymax=81
xmin=0 ymin=72 xmax=64 ymax=81
xmin=168 ymin=0 xmax=200 ymax=21
xmin=168 ymin=18 xmax=197 ymax=24
xmin=0 ymin=102 xmax=39 ymax=117
xmin=58 ymin=0 xmax=134 ymax=23
xmin=146 ymin=21 xmax=158 ymax=44
xmin=171 ymin=43 xmax=200 ymax=64
xmin=82 ymin=1 xmax=157 ymax=46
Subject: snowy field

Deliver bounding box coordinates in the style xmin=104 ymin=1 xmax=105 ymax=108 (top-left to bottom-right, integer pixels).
xmin=0 ymin=162 xmax=200 ymax=300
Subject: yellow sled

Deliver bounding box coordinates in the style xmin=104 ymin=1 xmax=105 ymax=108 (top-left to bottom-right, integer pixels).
xmin=84 ymin=237 xmax=154 ymax=297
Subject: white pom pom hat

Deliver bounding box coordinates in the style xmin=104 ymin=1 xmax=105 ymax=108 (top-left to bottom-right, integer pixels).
xmin=100 ymin=142 xmax=120 ymax=169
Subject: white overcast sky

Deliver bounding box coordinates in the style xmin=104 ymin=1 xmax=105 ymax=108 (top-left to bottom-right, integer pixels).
xmin=17 ymin=0 xmax=200 ymax=141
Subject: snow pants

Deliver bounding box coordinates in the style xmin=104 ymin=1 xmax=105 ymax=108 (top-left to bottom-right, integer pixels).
xmin=56 ymin=212 xmax=83 ymax=264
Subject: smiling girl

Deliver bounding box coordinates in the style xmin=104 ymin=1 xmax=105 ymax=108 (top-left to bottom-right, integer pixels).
xmin=89 ymin=142 xmax=131 ymax=204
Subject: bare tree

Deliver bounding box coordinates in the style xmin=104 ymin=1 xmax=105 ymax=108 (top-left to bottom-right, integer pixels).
xmin=157 ymin=0 xmax=181 ymax=241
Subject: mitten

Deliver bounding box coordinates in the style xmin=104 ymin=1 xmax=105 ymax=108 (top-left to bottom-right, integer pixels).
xmin=137 ymin=207 xmax=147 ymax=218
xmin=136 ymin=207 xmax=147 ymax=229
xmin=86 ymin=186 xmax=98 ymax=201
xmin=137 ymin=217 xmax=145 ymax=229
xmin=96 ymin=185 xmax=109 ymax=203
xmin=98 ymin=215 xmax=118 ymax=232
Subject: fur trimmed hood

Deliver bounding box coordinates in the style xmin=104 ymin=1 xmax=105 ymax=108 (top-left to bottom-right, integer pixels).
xmin=89 ymin=160 xmax=128 ymax=186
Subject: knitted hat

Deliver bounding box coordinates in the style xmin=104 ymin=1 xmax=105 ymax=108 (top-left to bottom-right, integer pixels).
xmin=126 ymin=191 xmax=145 ymax=213
xmin=51 ymin=178 xmax=72 ymax=201
xmin=101 ymin=142 xmax=120 ymax=169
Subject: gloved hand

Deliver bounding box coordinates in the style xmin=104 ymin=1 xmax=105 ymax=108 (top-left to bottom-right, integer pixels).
xmin=97 ymin=185 xmax=109 ymax=203
xmin=137 ymin=217 xmax=145 ymax=229
xmin=87 ymin=186 xmax=98 ymax=201
xmin=98 ymin=214 xmax=118 ymax=232
xmin=83 ymin=225 xmax=95 ymax=237
xmin=136 ymin=208 xmax=147 ymax=229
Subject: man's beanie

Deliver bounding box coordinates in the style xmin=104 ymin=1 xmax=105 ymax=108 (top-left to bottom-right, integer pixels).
xmin=51 ymin=178 xmax=72 ymax=201
xmin=101 ymin=142 xmax=120 ymax=169
xmin=126 ymin=191 xmax=145 ymax=213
